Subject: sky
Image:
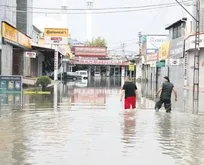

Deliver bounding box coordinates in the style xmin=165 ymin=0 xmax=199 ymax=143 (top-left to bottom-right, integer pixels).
xmin=33 ymin=0 xmax=187 ymax=52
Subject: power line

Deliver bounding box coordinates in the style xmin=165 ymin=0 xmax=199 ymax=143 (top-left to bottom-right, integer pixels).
xmin=0 ymin=1 xmax=192 ymax=11
xmin=0 ymin=1 xmax=193 ymax=15
xmin=6 ymin=5 xmax=180 ymax=15
xmin=174 ymin=0 xmax=198 ymax=21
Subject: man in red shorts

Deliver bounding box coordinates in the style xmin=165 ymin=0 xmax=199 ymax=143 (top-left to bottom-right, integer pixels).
xmin=120 ymin=77 xmax=137 ymax=109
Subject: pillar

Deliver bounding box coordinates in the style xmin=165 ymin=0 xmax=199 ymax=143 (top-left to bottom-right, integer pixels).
xmin=1 ymin=44 xmax=13 ymax=75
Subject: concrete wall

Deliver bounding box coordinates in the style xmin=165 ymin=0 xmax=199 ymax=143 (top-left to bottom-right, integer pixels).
xmin=16 ymin=0 xmax=33 ymax=37
xmin=187 ymin=49 xmax=204 ymax=88
xmin=1 ymin=44 xmax=13 ymax=75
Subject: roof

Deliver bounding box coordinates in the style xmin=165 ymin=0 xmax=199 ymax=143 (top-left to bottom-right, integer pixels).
xmin=32 ymin=45 xmax=54 ymax=52
xmin=32 ymin=25 xmax=42 ymax=34
xmin=165 ymin=18 xmax=187 ymax=30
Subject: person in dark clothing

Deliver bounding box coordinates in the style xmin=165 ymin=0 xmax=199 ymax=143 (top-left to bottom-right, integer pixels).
xmin=155 ymin=76 xmax=177 ymax=112
xmin=120 ymin=77 xmax=137 ymax=109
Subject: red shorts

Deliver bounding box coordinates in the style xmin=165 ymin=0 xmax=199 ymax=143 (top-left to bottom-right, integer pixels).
xmin=124 ymin=96 xmax=136 ymax=109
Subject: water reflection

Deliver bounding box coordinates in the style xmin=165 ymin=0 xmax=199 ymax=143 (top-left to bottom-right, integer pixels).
xmin=1 ymin=78 xmax=204 ymax=164
xmin=122 ymin=110 xmax=136 ymax=147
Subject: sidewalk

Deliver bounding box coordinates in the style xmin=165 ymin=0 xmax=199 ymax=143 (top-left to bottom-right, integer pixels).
xmin=23 ymin=77 xmax=57 ymax=88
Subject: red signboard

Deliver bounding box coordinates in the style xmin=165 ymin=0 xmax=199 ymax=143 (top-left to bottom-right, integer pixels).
xmin=72 ymin=57 xmax=129 ymax=66
xmin=72 ymin=46 xmax=107 ymax=57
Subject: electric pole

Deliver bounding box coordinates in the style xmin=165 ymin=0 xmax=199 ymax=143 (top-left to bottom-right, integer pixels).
xmin=175 ymin=0 xmax=200 ymax=114
xmin=193 ymin=0 xmax=200 ymax=114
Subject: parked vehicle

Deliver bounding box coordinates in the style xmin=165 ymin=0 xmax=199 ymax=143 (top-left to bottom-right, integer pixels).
xmin=49 ymin=72 xmax=82 ymax=81
xmin=76 ymin=70 xmax=88 ymax=79
xmin=94 ymin=71 xmax=101 ymax=77
xmin=63 ymin=72 xmax=82 ymax=80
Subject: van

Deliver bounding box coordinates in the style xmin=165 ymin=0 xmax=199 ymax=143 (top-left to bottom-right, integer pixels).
xmin=76 ymin=70 xmax=88 ymax=79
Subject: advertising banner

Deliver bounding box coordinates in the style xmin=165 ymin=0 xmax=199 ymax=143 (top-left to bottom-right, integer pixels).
xmin=0 ymin=75 xmax=23 ymax=93
xmin=0 ymin=75 xmax=23 ymax=106
xmin=159 ymin=41 xmax=170 ymax=60
xmin=44 ymin=28 xmax=69 ymax=45
xmin=146 ymin=35 xmax=167 ymax=54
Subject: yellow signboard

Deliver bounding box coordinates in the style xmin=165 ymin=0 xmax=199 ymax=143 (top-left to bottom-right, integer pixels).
xmin=129 ymin=64 xmax=135 ymax=71
xmin=159 ymin=41 xmax=170 ymax=60
xmin=44 ymin=28 xmax=69 ymax=37
xmin=18 ymin=32 xmax=31 ymax=49
xmin=2 ymin=22 xmax=17 ymax=43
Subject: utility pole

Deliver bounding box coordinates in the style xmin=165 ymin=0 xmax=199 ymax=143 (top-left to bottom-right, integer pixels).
xmin=193 ymin=0 xmax=200 ymax=114
xmin=175 ymin=0 xmax=200 ymax=114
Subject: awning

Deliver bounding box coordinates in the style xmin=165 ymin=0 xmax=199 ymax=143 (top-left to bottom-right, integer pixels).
xmin=31 ymin=45 xmax=55 ymax=53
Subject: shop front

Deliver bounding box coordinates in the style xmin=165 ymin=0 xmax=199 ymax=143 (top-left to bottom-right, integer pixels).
xmin=1 ymin=21 xmax=32 ymax=76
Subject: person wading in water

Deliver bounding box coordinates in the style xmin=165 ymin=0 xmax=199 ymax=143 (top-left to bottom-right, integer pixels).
xmin=120 ymin=77 xmax=137 ymax=110
xmin=155 ymin=76 xmax=177 ymax=113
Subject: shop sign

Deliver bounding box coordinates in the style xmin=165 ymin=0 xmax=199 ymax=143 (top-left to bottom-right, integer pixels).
xmin=146 ymin=53 xmax=158 ymax=62
xmin=44 ymin=28 xmax=69 ymax=45
xmin=169 ymin=58 xmax=180 ymax=66
xmin=73 ymin=46 xmax=107 ymax=57
xmin=1 ymin=22 xmax=18 ymax=45
xmin=185 ymin=33 xmax=204 ymax=50
xmin=169 ymin=37 xmax=184 ymax=58
xmin=25 ymin=52 xmax=36 ymax=58
xmin=129 ymin=64 xmax=135 ymax=71
xmin=18 ymin=32 xmax=31 ymax=49
xmin=74 ymin=57 xmax=129 ymax=66
xmin=2 ymin=22 xmax=31 ymax=49
xmin=156 ymin=60 xmax=165 ymax=68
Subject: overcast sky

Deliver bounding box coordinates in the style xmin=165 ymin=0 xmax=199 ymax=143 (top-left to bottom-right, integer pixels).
xmin=33 ymin=0 xmax=187 ymax=52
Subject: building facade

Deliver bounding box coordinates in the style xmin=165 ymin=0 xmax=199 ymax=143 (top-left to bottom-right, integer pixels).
xmin=0 ymin=0 xmax=33 ymax=76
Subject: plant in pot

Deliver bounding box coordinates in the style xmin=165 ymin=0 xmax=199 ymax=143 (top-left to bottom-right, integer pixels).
xmin=36 ymin=76 xmax=51 ymax=91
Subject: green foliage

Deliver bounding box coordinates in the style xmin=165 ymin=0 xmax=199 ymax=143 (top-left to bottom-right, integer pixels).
xmin=36 ymin=76 xmax=51 ymax=91
xmin=85 ymin=37 xmax=107 ymax=47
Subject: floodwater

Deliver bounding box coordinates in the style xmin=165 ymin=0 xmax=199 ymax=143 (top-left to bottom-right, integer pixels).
xmin=0 ymin=77 xmax=204 ymax=165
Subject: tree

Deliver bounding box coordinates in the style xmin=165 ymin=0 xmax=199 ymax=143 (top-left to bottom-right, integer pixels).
xmin=85 ymin=37 xmax=107 ymax=47
xmin=36 ymin=76 xmax=51 ymax=91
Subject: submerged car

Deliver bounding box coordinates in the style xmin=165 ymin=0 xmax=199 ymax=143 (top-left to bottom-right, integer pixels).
xmin=75 ymin=70 xmax=88 ymax=79
xmin=59 ymin=72 xmax=82 ymax=80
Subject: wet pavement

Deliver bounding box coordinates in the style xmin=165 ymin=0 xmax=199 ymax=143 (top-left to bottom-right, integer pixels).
xmin=0 ymin=77 xmax=204 ymax=165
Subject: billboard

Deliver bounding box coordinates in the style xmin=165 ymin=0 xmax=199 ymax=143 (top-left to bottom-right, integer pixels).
xmin=146 ymin=35 xmax=167 ymax=54
xmin=169 ymin=37 xmax=184 ymax=58
xmin=0 ymin=75 xmax=23 ymax=106
xmin=44 ymin=28 xmax=69 ymax=45
xmin=159 ymin=41 xmax=170 ymax=60
xmin=0 ymin=75 xmax=23 ymax=93
xmin=73 ymin=46 xmax=107 ymax=57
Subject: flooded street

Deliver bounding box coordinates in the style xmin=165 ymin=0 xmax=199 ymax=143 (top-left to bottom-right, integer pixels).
xmin=1 ymin=78 xmax=204 ymax=165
